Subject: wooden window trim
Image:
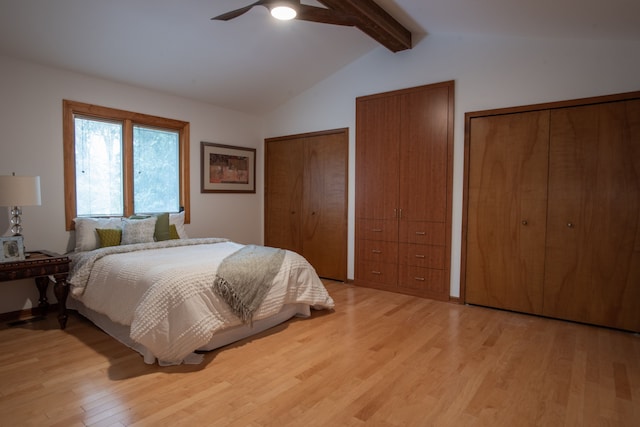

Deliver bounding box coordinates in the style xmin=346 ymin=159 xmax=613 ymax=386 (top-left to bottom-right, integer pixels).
xmin=63 ymin=100 xmax=190 ymax=230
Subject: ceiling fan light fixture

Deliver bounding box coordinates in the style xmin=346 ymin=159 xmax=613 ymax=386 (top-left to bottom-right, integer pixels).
xmin=270 ymin=4 xmax=297 ymax=20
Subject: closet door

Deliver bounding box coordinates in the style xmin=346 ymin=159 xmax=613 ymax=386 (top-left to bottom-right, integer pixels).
xmin=302 ymin=132 xmax=348 ymax=282
xmin=355 ymin=94 xmax=401 ymax=288
xmin=356 ymin=82 xmax=454 ymax=298
xmin=265 ymin=138 xmax=303 ymax=252
xmin=466 ymin=111 xmax=550 ymax=313
xmin=355 ymin=94 xmax=401 ymax=221
xmin=543 ymin=100 xmax=640 ymax=331
xmin=265 ymin=129 xmax=348 ymax=282
xmin=397 ymin=85 xmax=452 ymax=299
xmin=398 ymin=86 xmax=450 ymax=223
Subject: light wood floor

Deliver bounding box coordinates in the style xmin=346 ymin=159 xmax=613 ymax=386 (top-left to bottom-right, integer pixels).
xmin=0 ymin=281 xmax=638 ymax=426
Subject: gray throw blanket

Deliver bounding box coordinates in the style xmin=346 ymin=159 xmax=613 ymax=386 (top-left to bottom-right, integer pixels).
xmin=212 ymin=245 xmax=286 ymax=325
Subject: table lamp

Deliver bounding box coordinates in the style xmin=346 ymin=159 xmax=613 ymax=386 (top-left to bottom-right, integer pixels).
xmin=0 ymin=174 xmax=42 ymax=236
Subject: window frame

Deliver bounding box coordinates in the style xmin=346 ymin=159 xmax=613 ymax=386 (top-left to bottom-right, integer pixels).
xmin=63 ymin=100 xmax=190 ymax=230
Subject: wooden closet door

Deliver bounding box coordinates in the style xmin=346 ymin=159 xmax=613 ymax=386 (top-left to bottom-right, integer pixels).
xmin=265 ymin=129 xmax=348 ymax=282
xmin=264 ymin=139 xmax=303 ymax=252
xmin=543 ymin=100 xmax=640 ymax=331
xmin=397 ymin=84 xmax=452 ymax=299
xmin=355 ymin=94 xmax=401 ymax=221
xmin=465 ymin=111 xmax=550 ymax=313
xmin=398 ymin=85 xmax=450 ymax=223
xmin=302 ymin=132 xmax=348 ymax=281
xmin=356 ymin=81 xmax=454 ymax=298
xmin=355 ymin=94 xmax=401 ymax=288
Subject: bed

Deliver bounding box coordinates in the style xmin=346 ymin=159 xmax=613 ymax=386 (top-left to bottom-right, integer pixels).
xmin=64 ymin=214 xmax=335 ymax=366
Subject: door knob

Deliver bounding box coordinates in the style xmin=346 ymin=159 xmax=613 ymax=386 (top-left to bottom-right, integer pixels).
xmin=521 ymin=220 xmax=528 ymax=226
xmin=567 ymin=222 xmax=574 ymax=228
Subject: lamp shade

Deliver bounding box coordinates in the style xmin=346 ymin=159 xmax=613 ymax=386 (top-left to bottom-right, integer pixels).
xmin=0 ymin=175 xmax=42 ymax=207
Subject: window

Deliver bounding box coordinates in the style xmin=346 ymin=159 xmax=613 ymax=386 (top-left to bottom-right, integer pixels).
xmin=63 ymin=100 xmax=190 ymax=230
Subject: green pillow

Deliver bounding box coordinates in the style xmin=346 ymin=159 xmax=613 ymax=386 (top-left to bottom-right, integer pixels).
xmin=154 ymin=212 xmax=170 ymax=241
xmin=96 ymin=228 xmax=122 ymax=247
xmin=169 ymin=224 xmax=180 ymax=240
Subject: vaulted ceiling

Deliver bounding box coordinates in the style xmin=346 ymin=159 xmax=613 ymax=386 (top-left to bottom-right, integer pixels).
xmin=1 ymin=0 xmax=639 ymax=114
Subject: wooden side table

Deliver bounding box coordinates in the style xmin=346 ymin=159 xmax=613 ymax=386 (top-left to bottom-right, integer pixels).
xmin=0 ymin=250 xmax=71 ymax=329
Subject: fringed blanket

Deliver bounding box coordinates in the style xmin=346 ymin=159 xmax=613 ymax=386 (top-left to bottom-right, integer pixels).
xmin=212 ymin=245 xmax=286 ymax=325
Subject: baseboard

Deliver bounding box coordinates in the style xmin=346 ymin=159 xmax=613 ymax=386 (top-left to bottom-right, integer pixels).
xmin=0 ymin=304 xmax=59 ymax=323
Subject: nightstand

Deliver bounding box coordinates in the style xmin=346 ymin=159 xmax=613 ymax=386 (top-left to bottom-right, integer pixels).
xmin=0 ymin=250 xmax=71 ymax=329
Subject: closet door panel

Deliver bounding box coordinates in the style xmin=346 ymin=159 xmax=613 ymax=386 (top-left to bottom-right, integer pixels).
xmin=465 ymin=111 xmax=549 ymax=314
xmin=398 ymin=86 xmax=450 ymax=222
xmin=544 ymin=100 xmax=640 ymax=331
xmin=265 ymin=139 xmax=303 ymax=252
xmin=302 ymin=133 xmax=348 ymax=281
xmin=355 ymin=95 xmax=401 ymax=221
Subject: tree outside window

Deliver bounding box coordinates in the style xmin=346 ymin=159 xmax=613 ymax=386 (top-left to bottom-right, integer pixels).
xmin=63 ymin=100 xmax=190 ymax=230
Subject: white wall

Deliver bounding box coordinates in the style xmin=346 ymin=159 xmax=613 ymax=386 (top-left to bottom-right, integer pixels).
xmin=2 ymin=33 xmax=639 ymax=313
xmin=264 ymin=33 xmax=640 ymax=297
xmin=0 ymin=55 xmax=265 ymax=313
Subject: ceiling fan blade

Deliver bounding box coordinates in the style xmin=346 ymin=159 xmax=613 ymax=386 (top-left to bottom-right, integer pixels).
xmin=211 ymin=1 xmax=266 ymax=21
xmin=295 ymin=4 xmax=356 ymax=27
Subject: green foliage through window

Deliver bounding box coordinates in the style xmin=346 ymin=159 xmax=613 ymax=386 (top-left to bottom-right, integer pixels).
xmin=133 ymin=126 xmax=180 ymax=214
xmin=63 ymin=100 xmax=190 ymax=230
xmin=75 ymin=117 xmax=124 ymax=216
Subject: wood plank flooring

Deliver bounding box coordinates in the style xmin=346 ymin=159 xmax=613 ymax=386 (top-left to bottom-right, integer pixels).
xmin=0 ymin=281 xmax=638 ymax=426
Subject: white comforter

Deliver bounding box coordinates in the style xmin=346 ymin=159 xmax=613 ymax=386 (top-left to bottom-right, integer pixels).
xmin=68 ymin=239 xmax=334 ymax=364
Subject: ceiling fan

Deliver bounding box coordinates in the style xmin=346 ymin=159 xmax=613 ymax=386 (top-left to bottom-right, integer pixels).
xmin=211 ymin=0 xmax=356 ymax=27
xmin=212 ymin=0 xmax=412 ymax=52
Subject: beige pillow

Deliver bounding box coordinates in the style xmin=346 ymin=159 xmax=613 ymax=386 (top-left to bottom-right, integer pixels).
xmin=121 ymin=217 xmax=157 ymax=245
xmin=169 ymin=212 xmax=188 ymax=239
xmin=74 ymin=217 xmax=123 ymax=252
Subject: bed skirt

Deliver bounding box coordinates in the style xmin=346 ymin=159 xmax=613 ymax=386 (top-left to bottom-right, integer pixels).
xmin=68 ymin=297 xmax=310 ymax=365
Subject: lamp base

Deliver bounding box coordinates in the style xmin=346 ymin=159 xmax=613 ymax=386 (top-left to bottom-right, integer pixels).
xmin=10 ymin=205 xmax=23 ymax=236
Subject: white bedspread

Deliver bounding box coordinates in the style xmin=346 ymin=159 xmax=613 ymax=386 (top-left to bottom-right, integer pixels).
xmin=68 ymin=239 xmax=334 ymax=364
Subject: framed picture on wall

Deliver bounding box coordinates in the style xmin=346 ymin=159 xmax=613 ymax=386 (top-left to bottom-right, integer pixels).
xmin=201 ymin=142 xmax=256 ymax=193
xmin=0 ymin=235 xmax=25 ymax=262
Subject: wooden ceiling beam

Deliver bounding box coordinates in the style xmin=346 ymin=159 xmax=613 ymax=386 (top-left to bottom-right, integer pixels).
xmin=317 ymin=0 xmax=412 ymax=52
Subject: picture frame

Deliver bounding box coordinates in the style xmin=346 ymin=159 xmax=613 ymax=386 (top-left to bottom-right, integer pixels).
xmin=0 ymin=235 xmax=25 ymax=262
xmin=201 ymin=142 xmax=256 ymax=193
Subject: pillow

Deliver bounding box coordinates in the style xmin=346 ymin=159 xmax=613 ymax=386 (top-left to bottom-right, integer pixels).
xmin=169 ymin=211 xmax=188 ymax=239
xmin=121 ymin=216 xmax=157 ymax=245
xmin=74 ymin=217 xmax=123 ymax=252
xmin=129 ymin=212 xmax=170 ymax=241
xmin=96 ymin=228 xmax=122 ymax=247
xmin=154 ymin=212 xmax=170 ymax=241
xmin=169 ymin=224 xmax=180 ymax=240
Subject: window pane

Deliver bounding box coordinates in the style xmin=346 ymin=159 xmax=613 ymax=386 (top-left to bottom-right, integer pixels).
xmin=133 ymin=126 xmax=180 ymax=214
xmin=74 ymin=117 xmax=123 ymax=216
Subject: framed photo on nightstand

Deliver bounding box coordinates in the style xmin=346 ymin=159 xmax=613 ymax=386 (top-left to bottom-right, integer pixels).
xmin=0 ymin=235 xmax=25 ymax=262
